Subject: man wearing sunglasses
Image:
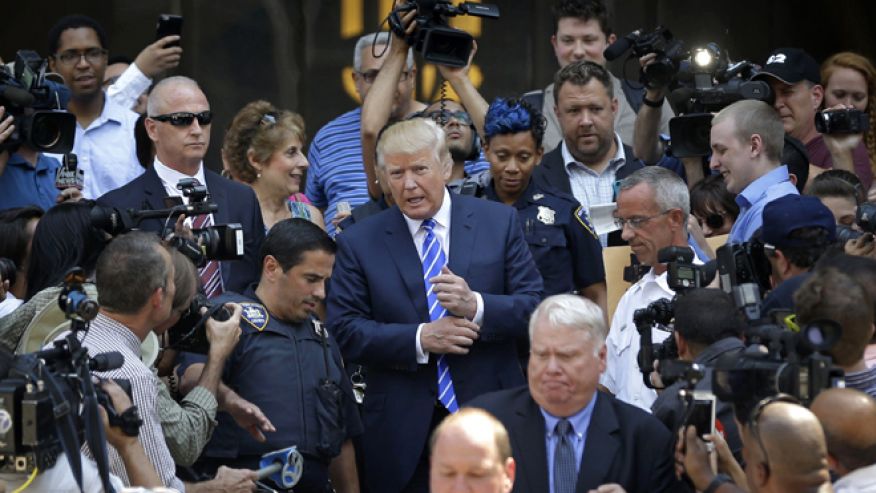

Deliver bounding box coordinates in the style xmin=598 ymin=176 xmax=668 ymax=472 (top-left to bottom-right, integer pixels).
xmin=98 ymin=76 xmax=265 ymax=296
xmin=47 ymin=15 xmax=144 ymax=199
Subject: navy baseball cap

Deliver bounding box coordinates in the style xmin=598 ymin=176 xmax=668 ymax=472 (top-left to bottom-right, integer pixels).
xmin=753 ymin=48 xmax=821 ymax=85
xmin=761 ymin=194 xmax=836 ymax=248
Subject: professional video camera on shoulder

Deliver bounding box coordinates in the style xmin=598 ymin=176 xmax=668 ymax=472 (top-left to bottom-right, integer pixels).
xmin=165 ymin=293 xmax=232 ymax=355
xmin=634 ymin=246 xmax=715 ymax=388
xmin=388 ymin=0 xmax=499 ymax=67
xmin=91 ymin=178 xmax=244 ymax=266
xmin=0 ymin=50 xmax=76 ymax=154
xmin=0 ymin=269 xmax=140 ymax=492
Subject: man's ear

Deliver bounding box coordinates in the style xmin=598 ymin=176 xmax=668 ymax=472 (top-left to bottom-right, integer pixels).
xmin=262 ymin=254 xmax=281 ymax=281
xmin=811 ymin=84 xmax=825 ymax=110
xmin=144 ymin=117 xmax=160 ymax=144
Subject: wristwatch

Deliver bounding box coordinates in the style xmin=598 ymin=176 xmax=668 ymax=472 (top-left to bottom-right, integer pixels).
xmin=703 ymin=473 xmax=732 ymax=493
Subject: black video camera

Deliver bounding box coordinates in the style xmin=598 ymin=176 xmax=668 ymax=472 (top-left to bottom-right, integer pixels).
xmin=388 ymin=0 xmax=499 ymax=67
xmin=835 ymin=202 xmax=876 ymax=243
xmin=0 ymin=50 xmax=76 ymax=154
xmin=815 ymin=108 xmax=870 ymax=135
xmin=716 ymin=241 xmax=772 ymax=322
xmin=166 ymin=294 xmax=232 ymax=354
xmin=0 ymin=269 xmax=139 ymax=490
xmin=604 ymin=26 xmax=687 ymax=88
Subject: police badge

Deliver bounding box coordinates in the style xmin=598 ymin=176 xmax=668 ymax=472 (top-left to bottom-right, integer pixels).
xmin=537 ymin=206 xmax=556 ymax=225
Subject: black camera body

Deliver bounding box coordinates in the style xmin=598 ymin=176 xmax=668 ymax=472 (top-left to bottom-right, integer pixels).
xmin=716 ymin=241 xmax=772 ymax=322
xmin=815 ymin=108 xmax=870 ymax=135
xmin=167 ymin=294 xmax=232 ymax=354
xmin=388 ymin=0 xmax=499 ymax=67
xmin=604 ymin=26 xmax=687 ymax=88
xmin=0 ymin=50 xmax=76 ymax=154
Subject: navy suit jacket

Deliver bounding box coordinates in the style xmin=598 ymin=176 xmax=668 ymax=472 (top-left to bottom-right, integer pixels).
xmin=97 ymin=166 xmax=265 ymax=293
xmin=470 ymin=387 xmax=680 ymax=493
xmin=326 ymin=193 xmax=543 ymax=493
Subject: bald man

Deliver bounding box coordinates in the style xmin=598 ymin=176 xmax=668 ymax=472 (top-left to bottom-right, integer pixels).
xmin=811 ymin=388 xmax=876 ymax=492
xmin=429 ymin=408 xmax=516 ymax=493
xmin=741 ymin=401 xmax=833 ymax=493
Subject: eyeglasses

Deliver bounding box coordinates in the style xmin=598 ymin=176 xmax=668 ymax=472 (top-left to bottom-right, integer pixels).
xmin=614 ymin=210 xmax=672 ymax=230
xmin=747 ymin=394 xmax=801 ymax=476
xmin=696 ymin=211 xmax=727 ymax=230
xmin=356 ymin=69 xmax=411 ymax=84
xmin=149 ymin=111 xmax=213 ymax=127
xmin=54 ymin=48 xmax=108 ymax=66
xmin=425 ymin=110 xmax=472 ymax=126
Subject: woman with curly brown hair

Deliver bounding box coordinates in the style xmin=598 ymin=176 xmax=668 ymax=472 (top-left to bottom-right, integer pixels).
xmin=222 ymin=100 xmax=324 ymax=232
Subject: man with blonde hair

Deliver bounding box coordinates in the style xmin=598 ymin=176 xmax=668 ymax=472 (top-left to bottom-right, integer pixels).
xmin=327 ymin=118 xmax=543 ymax=492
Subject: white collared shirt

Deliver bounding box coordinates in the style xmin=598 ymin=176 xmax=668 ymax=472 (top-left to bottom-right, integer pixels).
xmin=600 ymin=252 xmax=702 ymax=411
xmin=153 ymin=158 xmax=212 ymax=230
xmin=405 ymin=189 xmax=484 ymax=363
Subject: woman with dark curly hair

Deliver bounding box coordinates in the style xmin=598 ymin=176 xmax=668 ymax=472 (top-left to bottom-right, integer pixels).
xmin=481 ymin=97 xmax=606 ymax=311
xmin=222 ymin=100 xmax=324 ymax=232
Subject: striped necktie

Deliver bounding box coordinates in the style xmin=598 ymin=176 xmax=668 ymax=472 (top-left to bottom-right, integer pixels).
xmin=420 ymin=218 xmax=458 ymax=413
xmin=553 ymin=418 xmax=576 ymax=493
xmin=192 ymin=212 xmax=224 ymax=298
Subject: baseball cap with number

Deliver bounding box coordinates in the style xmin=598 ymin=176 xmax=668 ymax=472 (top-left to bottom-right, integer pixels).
xmin=753 ymin=48 xmax=821 ymax=85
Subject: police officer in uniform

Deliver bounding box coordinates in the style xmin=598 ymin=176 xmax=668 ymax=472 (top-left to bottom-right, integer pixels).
xmin=469 ymin=98 xmax=607 ymax=312
xmin=193 ymin=218 xmax=362 ymax=493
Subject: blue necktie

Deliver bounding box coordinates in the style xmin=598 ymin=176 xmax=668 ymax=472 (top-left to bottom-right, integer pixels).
xmin=420 ymin=218 xmax=459 ymax=413
xmin=554 ymin=419 xmax=576 ymax=493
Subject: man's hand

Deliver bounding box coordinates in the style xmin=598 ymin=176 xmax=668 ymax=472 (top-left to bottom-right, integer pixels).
xmin=420 ymin=316 xmax=479 ymax=355
xmin=0 ymin=106 xmax=14 ymax=144
xmin=677 ymin=425 xmax=717 ymax=491
xmin=845 ymin=234 xmax=875 ymax=258
xmin=98 ymin=379 xmax=136 ymax=450
xmin=224 ymin=393 xmax=277 ymax=442
xmin=211 ymin=465 xmax=258 ymax=493
xmin=589 ymin=485 xmax=627 ymax=493
xmin=331 ymin=209 xmax=352 ymax=232
xmin=639 ymin=52 xmax=669 ymax=97
xmin=56 ymin=187 xmax=82 ymax=203
xmin=430 ymin=265 xmax=478 ymax=319
xmin=206 ymin=302 xmax=243 ymax=360
xmin=436 ymin=40 xmax=477 ymax=84
xmin=390 ymin=9 xmax=417 ymax=49
xmin=134 ymin=36 xmax=183 ymax=78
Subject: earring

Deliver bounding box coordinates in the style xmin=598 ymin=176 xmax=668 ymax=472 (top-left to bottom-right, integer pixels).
xmin=257 ymin=172 xmax=262 ymax=179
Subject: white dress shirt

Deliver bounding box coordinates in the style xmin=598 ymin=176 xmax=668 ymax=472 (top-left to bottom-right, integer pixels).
xmin=402 ymin=189 xmax=484 ymax=363
xmin=106 ymin=62 xmax=151 ymax=111
xmin=153 ymin=158 xmax=214 ymax=229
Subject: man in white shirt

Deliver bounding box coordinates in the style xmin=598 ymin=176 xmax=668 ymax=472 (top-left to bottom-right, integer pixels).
xmin=104 ymin=35 xmax=182 ymax=114
xmin=600 ymin=166 xmax=693 ymax=411
xmin=47 ymin=15 xmax=144 ymax=199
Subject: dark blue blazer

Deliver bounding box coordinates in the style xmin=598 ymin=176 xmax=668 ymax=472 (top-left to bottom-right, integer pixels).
xmin=97 ymin=166 xmax=265 ymax=293
xmin=470 ymin=387 xmax=681 ymax=493
xmin=326 ymin=193 xmax=543 ymax=493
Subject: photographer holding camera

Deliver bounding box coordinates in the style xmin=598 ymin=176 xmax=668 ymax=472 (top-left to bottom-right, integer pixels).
xmin=650 ymin=289 xmax=746 ymax=459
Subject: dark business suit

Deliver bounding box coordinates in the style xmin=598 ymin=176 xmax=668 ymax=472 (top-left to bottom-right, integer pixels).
xmin=97 ymin=166 xmax=265 ymax=293
xmin=326 ymin=193 xmax=543 ymax=493
xmin=470 ymin=386 xmax=680 ymax=493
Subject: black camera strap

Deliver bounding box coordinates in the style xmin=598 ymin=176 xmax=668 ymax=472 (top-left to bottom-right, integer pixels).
xmin=79 ymin=362 xmax=116 ymax=493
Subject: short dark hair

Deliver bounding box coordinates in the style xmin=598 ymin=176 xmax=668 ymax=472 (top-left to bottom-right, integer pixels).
xmin=673 ymin=289 xmax=745 ymax=352
xmin=553 ymin=60 xmax=613 ymax=105
xmin=782 ymin=136 xmax=810 ymax=194
xmin=96 ymin=232 xmax=169 ymax=315
xmin=776 ymin=227 xmax=832 ymax=269
xmin=809 ymin=172 xmax=863 ymax=205
xmin=48 ymin=15 xmax=108 ymax=55
xmin=260 ymin=219 xmax=336 ymax=272
xmin=815 ymin=253 xmax=876 ymax=339
xmin=795 ymin=267 xmax=873 ymax=366
xmin=0 ymin=206 xmax=44 ymax=269
xmin=484 ymin=97 xmax=546 ymax=148
xmin=690 ymin=175 xmax=740 ymax=222
xmin=552 ymin=0 xmax=612 ymax=37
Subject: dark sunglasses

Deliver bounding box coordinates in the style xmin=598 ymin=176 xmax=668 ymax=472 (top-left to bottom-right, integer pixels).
xmin=696 ymin=210 xmax=727 ymax=230
xmin=150 ymin=111 xmax=213 ymax=127
xmin=425 ymin=109 xmax=472 ymax=126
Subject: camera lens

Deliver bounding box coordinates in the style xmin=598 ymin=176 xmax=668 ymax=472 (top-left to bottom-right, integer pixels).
xmin=30 ymin=114 xmax=62 ymax=149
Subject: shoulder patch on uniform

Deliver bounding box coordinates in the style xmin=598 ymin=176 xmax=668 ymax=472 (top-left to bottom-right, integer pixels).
xmin=574 ymin=206 xmax=598 ymax=239
xmin=532 ymin=193 xmax=544 ymax=201
xmin=240 ymin=303 xmax=269 ymax=331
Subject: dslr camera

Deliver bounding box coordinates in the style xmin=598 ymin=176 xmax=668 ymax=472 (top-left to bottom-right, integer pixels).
xmin=604 ymin=26 xmax=687 ymax=88
xmin=815 ymin=108 xmax=870 ymax=135
xmin=388 ymin=0 xmax=499 ymax=67
xmin=0 ymin=50 xmax=76 ymax=154
xmin=166 ymin=294 xmax=232 ymax=354
xmin=835 ymin=202 xmax=876 ymax=243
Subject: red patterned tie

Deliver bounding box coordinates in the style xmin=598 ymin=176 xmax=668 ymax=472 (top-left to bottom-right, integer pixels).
xmin=192 ymin=213 xmax=224 ymax=298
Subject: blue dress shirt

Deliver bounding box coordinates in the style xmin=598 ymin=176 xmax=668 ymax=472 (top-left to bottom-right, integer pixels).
xmin=541 ymin=392 xmax=598 ymax=493
xmin=0 ymin=152 xmax=60 ymax=211
xmin=728 ymin=165 xmax=799 ymax=244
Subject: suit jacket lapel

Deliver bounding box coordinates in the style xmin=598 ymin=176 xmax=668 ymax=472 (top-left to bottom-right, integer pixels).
xmin=141 ymin=167 xmax=170 ymax=210
xmin=539 ymin=147 xmax=572 ymax=195
xmin=514 ymin=394 xmax=550 ymax=493
xmin=577 ymin=393 xmax=620 ymax=490
xmin=383 ymin=208 xmax=429 ymax=318
xmin=447 ymin=196 xmax=475 ymax=279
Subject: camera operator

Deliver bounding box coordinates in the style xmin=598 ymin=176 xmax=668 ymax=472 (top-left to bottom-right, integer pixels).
xmin=709 ymin=99 xmax=799 ymax=244
xmin=810 ymin=388 xmax=876 ymax=492
xmin=679 ymin=398 xmax=832 ymax=493
xmin=59 ymin=231 xmax=258 ymax=491
xmin=759 ymin=194 xmax=836 ymax=314
xmin=752 ymin=48 xmax=872 ymax=189
xmin=795 ymin=267 xmax=876 ymax=398
xmin=651 ymin=289 xmax=746 ymax=458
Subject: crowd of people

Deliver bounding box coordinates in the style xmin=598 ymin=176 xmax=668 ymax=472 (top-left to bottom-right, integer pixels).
xmin=0 ymin=1 xmax=875 ymax=492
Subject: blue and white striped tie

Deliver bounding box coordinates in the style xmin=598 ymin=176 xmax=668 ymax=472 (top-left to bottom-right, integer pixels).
xmin=420 ymin=218 xmax=459 ymax=413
